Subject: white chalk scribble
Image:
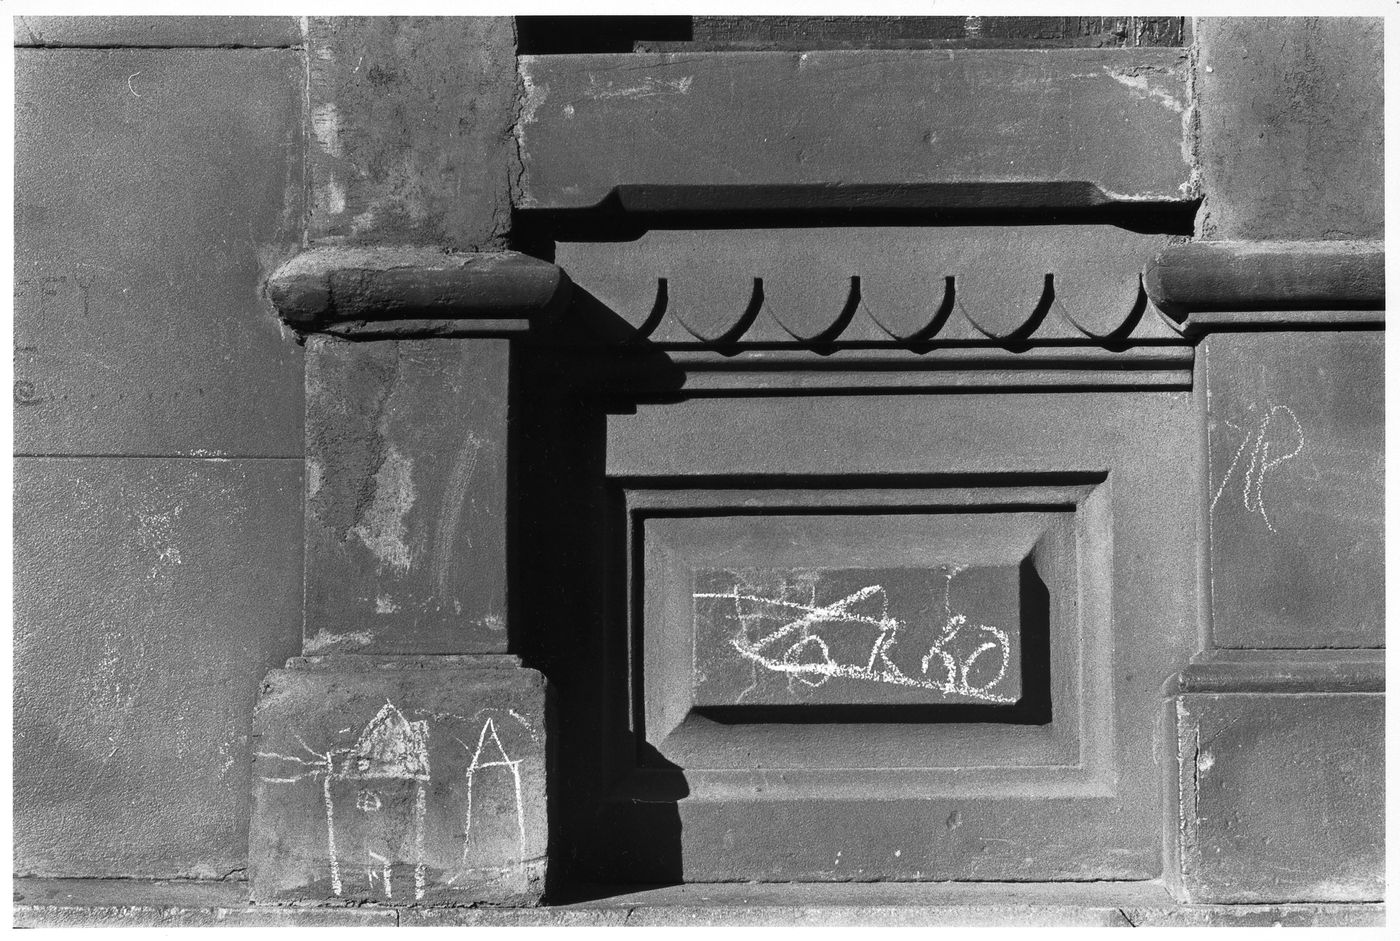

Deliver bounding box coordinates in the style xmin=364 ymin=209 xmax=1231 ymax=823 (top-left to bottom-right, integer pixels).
xmin=695 ymin=570 xmax=1014 ymax=704
xmin=1211 ymin=404 xmax=1305 ymax=534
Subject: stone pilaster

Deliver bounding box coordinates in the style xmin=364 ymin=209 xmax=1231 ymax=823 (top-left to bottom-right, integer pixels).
xmin=1148 ymin=239 xmax=1384 ymax=903
xmin=248 ymin=248 xmax=570 ymax=905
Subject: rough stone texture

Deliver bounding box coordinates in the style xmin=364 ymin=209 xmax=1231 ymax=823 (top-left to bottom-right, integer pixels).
xmin=12 ymin=877 xmax=394 ymax=926
xmin=13 ymin=458 xmax=303 ymax=878
xmin=249 ymin=659 xmax=547 ymax=905
xmin=13 ymin=16 xmax=301 ymax=47
xmin=1173 ymin=693 xmax=1384 ymax=903
xmin=1195 ymin=18 xmax=1383 ymax=240
xmin=304 ymin=337 xmax=509 ymax=655
xmin=517 ymin=49 xmax=1194 ymax=210
xmin=16 ymin=906 xmax=398 ymax=928
xmin=1127 ymin=905 xmax=1383 ymax=927
xmin=14 ymin=878 xmax=1384 ymax=927
xmin=1204 ymin=331 xmax=1383 ymax=648
xmin=305 ymin=16 xmax=517 ymax=250
xmin=14 ymin=48 xmax=304 ymax=457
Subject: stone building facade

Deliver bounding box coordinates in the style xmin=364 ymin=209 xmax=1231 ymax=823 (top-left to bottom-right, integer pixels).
xmin=13 ymin=15 xmax=1383 ymax=925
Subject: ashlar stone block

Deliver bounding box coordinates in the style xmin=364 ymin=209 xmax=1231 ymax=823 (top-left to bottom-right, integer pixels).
xmin=249 ymin=657 xmax=547 ymax=905
xmin=1172 ymin=692 xmax=1383 ymax=903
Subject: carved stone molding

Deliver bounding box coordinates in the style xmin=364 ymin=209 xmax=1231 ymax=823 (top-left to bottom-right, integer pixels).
xmin=1144 ymin=240 xmax=1385 ymax=330
xmin=1167 ymin=649 xmax=1384 ymax=695
xmin=558 ymin=226 xmax=1187 ymax=349
xmin=267 ymin=247 xmax=572 ymax=338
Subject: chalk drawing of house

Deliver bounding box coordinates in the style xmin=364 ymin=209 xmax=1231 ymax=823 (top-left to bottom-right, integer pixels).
xmin=328 ymin=701 xmax=432 ymax=901
xmin=341 ymin=701 xmax=431 ymax=782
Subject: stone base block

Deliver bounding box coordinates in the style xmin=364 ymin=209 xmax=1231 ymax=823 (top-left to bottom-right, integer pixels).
xmin=249 ymin=655 xmax=547 ymax=906
xmin=1171 ymin=691 xmax=1383 ymax=903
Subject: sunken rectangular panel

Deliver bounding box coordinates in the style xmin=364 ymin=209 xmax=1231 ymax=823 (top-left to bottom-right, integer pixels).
xmin=669 ymin=513 xmax=1043 ymax=715
xmin=598 ymin=391 xmax=1198 ymax=881
xmin=692 ymin=564 xmax=1024 ymax=709
xmin=624 ymin=485 xmax=1110 ymax=800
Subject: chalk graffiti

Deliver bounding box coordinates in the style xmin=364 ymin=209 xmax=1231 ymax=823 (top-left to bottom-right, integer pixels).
xmin=257 ymin=701 xmax=430 ymax=900
xmin=695 ymin=569 xmax=1015 ymax=704
xmin=1211 ymin=404 xmax=1305 ymax=534
xmin=257 ymin=702 xmax=533 ymax=900
xmin=457 ymin=718 xmax=526 ymax=871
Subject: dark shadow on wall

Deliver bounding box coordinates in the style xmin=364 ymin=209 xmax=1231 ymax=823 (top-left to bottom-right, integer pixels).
xmin=512 ymin=294 xmax=687 ymax=896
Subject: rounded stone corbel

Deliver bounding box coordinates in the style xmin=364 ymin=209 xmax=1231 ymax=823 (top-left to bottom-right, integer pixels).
xmin=266 ymin=247 xmax=572 ymax=338
xmin=1144 ymin=239 xmax=1384 ymax=331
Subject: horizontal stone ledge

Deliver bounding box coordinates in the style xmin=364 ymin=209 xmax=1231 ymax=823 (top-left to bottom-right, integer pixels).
xmin=1144 ymin=240 xmax=1385 ymax=324
xmin=285 ymin=653 xmax=524 ymax=672
xmin=519 ymin=182 xmax=1199 ymax=233
xmin=266 ymin=248 xmax=572 ymax=337
xmin=12 ymin=878 xmax=1385 ymax=928
xmin=1166 ymin=648 xmax=1384 ymax=694
xmin=519 ymin=48 xmax=1194 ymax=209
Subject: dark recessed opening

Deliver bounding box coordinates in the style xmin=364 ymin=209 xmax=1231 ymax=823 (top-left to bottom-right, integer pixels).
xmin=516 ymin=16 xmax=692 ymax=55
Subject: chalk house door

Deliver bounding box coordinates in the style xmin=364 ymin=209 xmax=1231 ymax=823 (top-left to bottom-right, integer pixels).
xmin=511 ymin=18 xmax=1200 ymax=885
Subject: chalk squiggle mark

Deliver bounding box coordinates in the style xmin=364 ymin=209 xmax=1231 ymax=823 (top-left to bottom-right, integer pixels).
xmin=1211 ymin=404 xmax=1305 ymax=534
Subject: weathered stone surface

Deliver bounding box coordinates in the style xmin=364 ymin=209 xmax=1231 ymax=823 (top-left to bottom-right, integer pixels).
xmin=14 ymin=48 xmax=304 ymax=457
xmin=13 ymin=457 xmax=302 ymax=878
xmin=12 ymin=876 xmax=395 ymax=926
xmin=518 ymin=49 xmax=1194 ymax=210
xmin=249 ymin=658 xmax=547 ymax=905
xmin=1173 ymin=693 xmax=1384 ymax=903
xmin=13 ymin=15 xmax=301 ymax=47
xmin=1204 ymin=331 xmax=1383 ymax=648
xmin=1145 ymin=240 xmax=1385 ymax=321
xmin=1127 ymin=905 xmax=1384 ymax=928
xmin=305 ymin=16 xmax=517 ymax=250
xmin=267 ymin=248 xmax=571 ymax=337
xmin=409 ymin=899 xmax=1384 ymax=928
xmin=1195 ymin=18 xmax=1383 ymax=240
xmin=304 ymin=337 xmax=509 ymax=655
xmin=17 ymin=907 xmax=396 ymax=928
xmin=14 ymin=875 xmax=1387 ymax=927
